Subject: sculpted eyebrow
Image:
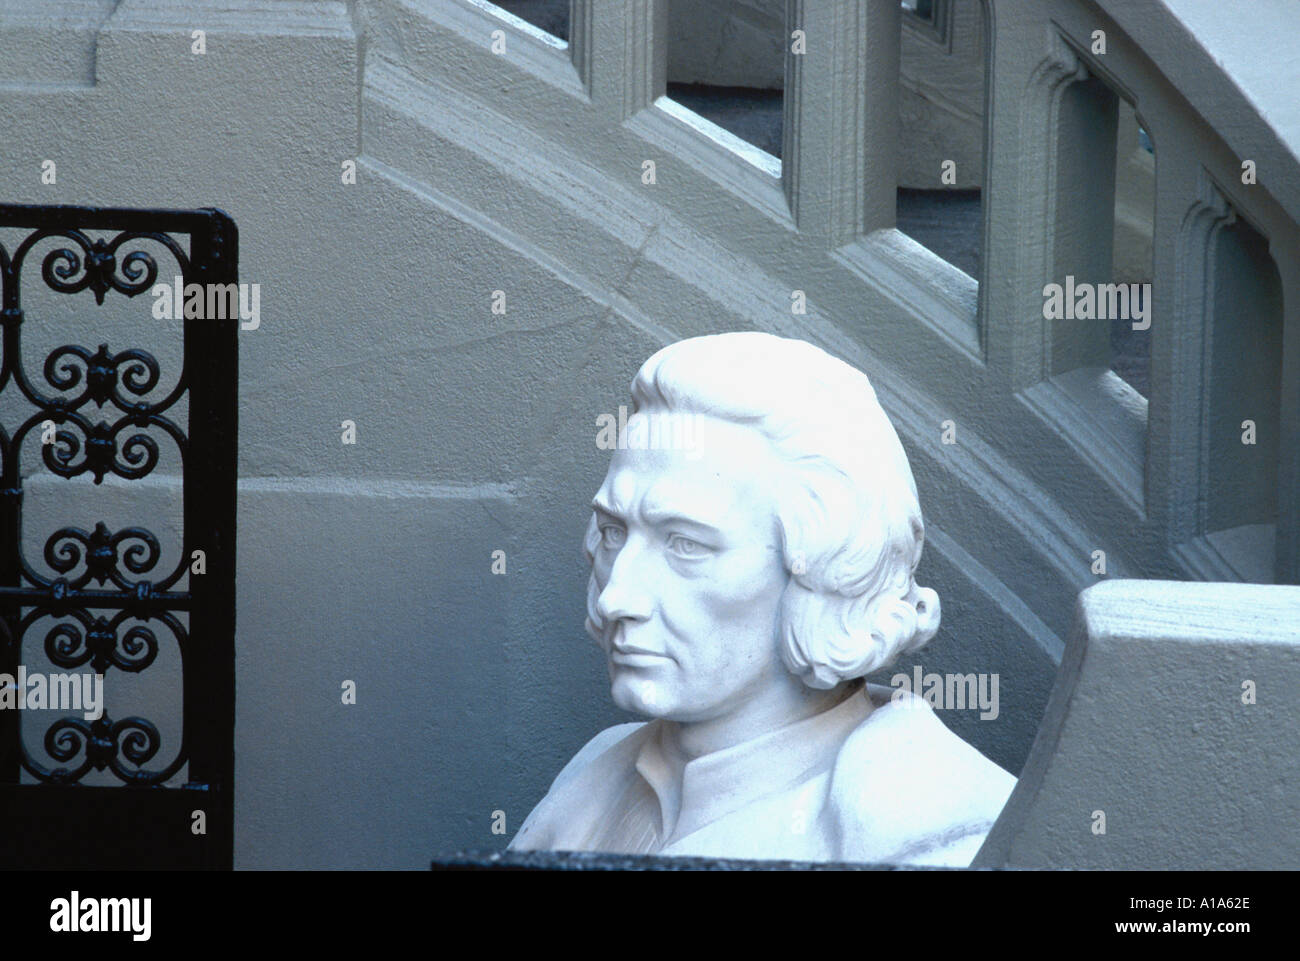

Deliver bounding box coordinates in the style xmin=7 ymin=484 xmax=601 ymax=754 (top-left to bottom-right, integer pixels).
xmin=639 ymin=500 xmax=724 ymax=534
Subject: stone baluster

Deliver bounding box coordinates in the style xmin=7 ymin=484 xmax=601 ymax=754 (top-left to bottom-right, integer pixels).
xmin=782 ymin=0 xmax=900 ymax=247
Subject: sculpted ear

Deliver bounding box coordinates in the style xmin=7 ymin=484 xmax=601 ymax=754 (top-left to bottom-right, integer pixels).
xmin=908 ymin=585 xmax=941 ymax=651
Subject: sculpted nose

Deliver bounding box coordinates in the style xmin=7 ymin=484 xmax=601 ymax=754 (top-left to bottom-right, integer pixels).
xmin=596 ymin=543 xmax=653 ymax=624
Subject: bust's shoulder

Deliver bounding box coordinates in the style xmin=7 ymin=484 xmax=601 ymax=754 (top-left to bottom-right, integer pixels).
xmin=826 ymin=690 xmax=1016 ymax=865
xmin=550 ymin=721 xmax=648 ymax=790
xmin=509 ymin=721 xmax=648 ymax=851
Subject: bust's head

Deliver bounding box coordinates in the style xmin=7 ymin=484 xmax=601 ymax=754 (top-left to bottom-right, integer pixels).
xmin=585 ymin=332 xmax=939 ymax=725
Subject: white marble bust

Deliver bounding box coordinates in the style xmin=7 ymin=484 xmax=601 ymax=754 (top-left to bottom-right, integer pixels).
xmin=510 ymin=332 xmax=1015 ymax=865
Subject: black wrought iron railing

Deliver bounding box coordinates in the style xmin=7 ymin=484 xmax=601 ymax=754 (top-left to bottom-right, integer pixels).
xmin=0 ymin=204 xmax=237 ymax=869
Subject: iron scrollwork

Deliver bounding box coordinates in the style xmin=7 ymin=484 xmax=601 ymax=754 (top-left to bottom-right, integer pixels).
xmin=0 ymin=212 xmax=209 ymax=786
xmin=30 ymin=229 xmax=189 ymax=306
xmin=33 ymin=714 xmax=176 ymax=786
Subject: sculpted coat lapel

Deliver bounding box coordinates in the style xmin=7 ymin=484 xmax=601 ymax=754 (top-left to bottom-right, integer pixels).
xmin=511 ymin=684 xmax=1015 ymax=865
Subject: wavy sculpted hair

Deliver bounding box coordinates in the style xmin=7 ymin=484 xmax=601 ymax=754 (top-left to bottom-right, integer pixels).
xmin=583 ymin=331 xmax=941 ymax=689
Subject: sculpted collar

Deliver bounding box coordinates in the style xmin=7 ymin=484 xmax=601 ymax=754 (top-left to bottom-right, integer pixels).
xmin=632 ymin=686 xmax=877 ymax=846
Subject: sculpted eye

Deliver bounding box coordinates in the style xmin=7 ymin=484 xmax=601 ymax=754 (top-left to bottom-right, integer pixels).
xmin=667 ymin=534 xmax=707 ymax=558
xmin=600 ymin=525 xmax=626 ymax=550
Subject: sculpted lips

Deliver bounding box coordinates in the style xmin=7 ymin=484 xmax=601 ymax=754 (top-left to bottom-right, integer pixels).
xmin=611 ymin=647 xmax=665 ymax=660
xmin=606 ymin=626 xmax=670 ymax=665
xmin=610 ymin=649 xmax=669 ymax=667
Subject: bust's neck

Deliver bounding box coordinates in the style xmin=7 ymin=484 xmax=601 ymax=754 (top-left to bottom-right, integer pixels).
xmin=667 ymin=677 xmax=866 ymax=761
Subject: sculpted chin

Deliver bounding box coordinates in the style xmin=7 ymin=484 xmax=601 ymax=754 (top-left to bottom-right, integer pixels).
xmin=509 ymin=332 xmax=1016 ymax=865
